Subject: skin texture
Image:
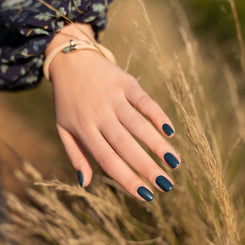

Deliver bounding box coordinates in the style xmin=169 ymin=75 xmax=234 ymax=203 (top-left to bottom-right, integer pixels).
xmin=46 ymin=23 xmax=181 ymax=201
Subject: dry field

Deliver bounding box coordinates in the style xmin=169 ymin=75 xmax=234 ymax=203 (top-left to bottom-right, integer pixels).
xmin=0 ymin=0 xmax=244 ymax=244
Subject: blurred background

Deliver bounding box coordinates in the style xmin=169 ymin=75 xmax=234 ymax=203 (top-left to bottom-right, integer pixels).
xmin=0 ymin=0 xmax=244 ymax=244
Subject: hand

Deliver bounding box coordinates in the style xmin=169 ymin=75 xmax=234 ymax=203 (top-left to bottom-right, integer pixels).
xmin=47 ymin=24 xmax=181 ymax=202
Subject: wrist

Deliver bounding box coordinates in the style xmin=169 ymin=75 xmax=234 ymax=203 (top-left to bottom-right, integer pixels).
xmin=44 ymin=23 xmax=97 ymax=81
xmin=45 ymin=23 xmax=95 ymax=57
xmin=44 ymin=23 xmax=116 ymax=81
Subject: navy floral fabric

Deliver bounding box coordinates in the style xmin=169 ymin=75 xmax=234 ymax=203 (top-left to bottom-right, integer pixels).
xmin=0 ymin=0 xmax=113 ymax=90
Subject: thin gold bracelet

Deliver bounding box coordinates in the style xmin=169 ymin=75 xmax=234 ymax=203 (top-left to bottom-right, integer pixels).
xmin=43 ymin=39 xmax=116 ymax=80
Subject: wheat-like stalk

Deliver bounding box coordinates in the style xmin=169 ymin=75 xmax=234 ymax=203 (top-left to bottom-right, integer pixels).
xmin=228 ymin=0 xmax=245 ymax=72
xmin=224 ymin=65 xmax=245 ymax=144
xmin=137 ymin=0 xmax=240 ymax=244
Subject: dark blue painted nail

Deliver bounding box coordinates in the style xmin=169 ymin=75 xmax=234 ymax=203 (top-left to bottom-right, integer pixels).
xmin=156 ymin=175 xmax=173 ymax=192
xmin=137 ymin=186 xmax=154 ymax=201
xmin=77 ymin=170 xmax=84 ymax=188
xmin=162 ymin=123 xmax=174 ymax=136
xmin=164 ymin=153 xmax=179 ymax=168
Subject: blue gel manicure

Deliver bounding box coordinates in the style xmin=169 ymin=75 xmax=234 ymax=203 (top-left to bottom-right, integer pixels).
xmin=137 ymin=186 xmax=154 ymax=201
xmin=77 ymin=170 xmax=84 ymax=188
xmin=164 ymin=153 xmax=179 ymax=169
xmin=162 ymin=123 xmax=174 ymax=136
xmin=156 ymin=175 xmax=173 ymax=192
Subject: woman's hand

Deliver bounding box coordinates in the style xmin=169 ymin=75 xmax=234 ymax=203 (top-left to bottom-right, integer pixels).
xmin=47 ymin=24 xmax=180 ymax=201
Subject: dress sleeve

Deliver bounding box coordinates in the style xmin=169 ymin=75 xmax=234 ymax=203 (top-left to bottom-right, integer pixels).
xmin=0 ymin=0 xmax=113 ymax=90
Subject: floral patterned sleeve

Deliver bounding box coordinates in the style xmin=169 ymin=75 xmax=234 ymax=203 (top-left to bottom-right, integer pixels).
xmin=0 ymin=0 xmax=113 ymax=90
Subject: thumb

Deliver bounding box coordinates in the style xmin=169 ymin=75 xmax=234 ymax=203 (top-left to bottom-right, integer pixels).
xmin=57 ymin=124 xmax=93 ymax=187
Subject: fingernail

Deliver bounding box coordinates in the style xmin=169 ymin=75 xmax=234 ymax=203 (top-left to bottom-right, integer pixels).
xmin=77 ymin=170 xmax=84 ymax=188
xmin=162 ymin=123 xmax=174 ymax=136
xmin=137 ymin=186 xmax=154 ymax=201
xmin=164 ymin=152 xmax=180 ymax=168
xmin=156 ymin=175 xmax=173 ymax=192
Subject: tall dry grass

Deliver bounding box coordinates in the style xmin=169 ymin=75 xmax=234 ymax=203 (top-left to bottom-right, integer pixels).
xmin=0 ymin=0 xmax=244 ymax=244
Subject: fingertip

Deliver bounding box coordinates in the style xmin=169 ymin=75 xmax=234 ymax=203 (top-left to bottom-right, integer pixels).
xmin=77 ymin=169 xmax=93 ymax=188
xmin=137 ymin=186 xmax=154 ymax=202
xmin=77 ymin=170 xmax=84 ymax=188
xmin=155 ymin=175 xmax=174 ymax=192
xmin=162 ymin=123 xmax=175 ymax=137
xmin=164 ymin=152 xmax=181 ymax=169
xmin=83 ymin=174 xmax=92 ymax=187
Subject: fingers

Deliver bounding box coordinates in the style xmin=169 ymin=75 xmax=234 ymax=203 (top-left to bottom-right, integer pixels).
xmin=57 ymin=78 xmax=179 ymax=201
xmin=115 ymin=100 xmax=180 ymax=169
xmin=125 ymin=82 xmax=175 ymax=137
xmin=57 ymin=124 xmax=93 ymax=187
xmin=76 ymin=124 xmax=154 ymax=201
xmin=99 ymin=112 xmax=174 ymax=193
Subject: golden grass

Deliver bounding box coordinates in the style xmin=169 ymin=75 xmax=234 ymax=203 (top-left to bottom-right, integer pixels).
xmin=228 ymin=0 xmax=245 ymax=72
xmin=137 ymin=1 xmax=240 ymax=244
xmin=0 ymin=0 xmax=244 ymax=244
